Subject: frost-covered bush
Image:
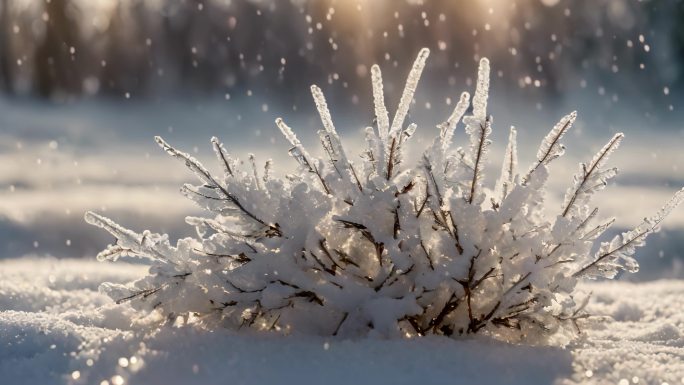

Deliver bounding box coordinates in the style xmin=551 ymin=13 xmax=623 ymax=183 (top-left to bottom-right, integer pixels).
xmin=86 ymin=48 xmax=683 ymax=345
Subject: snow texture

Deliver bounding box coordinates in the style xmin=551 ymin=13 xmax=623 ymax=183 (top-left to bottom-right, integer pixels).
xmin=1 ymin=258 xmax=682 ymax=385
xmin=84 ymin=48 xmax=684 ymax=345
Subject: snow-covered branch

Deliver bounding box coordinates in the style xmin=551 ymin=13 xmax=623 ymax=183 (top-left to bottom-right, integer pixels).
xmin=86 ymin=48 xmax=683 ymax=346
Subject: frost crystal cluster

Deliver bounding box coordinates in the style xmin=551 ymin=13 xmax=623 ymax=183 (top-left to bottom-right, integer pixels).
xmin=86 ymin=48 xmax=683 ymax=345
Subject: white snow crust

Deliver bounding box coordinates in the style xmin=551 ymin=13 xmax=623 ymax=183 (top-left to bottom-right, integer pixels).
xmin=1 ymin=258 xmax=681 ymax=385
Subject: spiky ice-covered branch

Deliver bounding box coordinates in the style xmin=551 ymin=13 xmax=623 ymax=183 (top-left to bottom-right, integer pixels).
xmin=276 ymin=117 xmax=331 ymax=195
xmin=384 ymin=48 xmax=429 ymax=181
xmin=496 ymin=126 xmax=518 ymax=203
xmin=155 ymin=136 xmax=281 ymax=236
xmin=574 ymin=188 xmax=684 ymax=278
xmin=439 ymin=92 xmax=470 ymax=157
xmin=371 ymin=64 xmax=391 ymax=142
xmin=561 ymin=133 xmax=623 ymax=218
xmin=388 ymin=47 xmax=429 ymax=140
xmin=460 ymin=58 xmax=492 ymax=205
xmin=523 ymin=111 xmax=576 ymax=184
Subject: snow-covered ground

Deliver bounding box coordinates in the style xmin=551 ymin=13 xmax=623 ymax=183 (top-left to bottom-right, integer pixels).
xmin=1 ymin=258 xmax=682 ymax=385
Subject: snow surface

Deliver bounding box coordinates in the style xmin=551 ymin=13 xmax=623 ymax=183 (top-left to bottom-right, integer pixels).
xmin=1 ymin=258 xmax=682 ymax=385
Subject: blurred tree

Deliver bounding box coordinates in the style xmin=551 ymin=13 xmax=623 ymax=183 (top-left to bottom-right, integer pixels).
xmin=668 ymin=1 xmax=684 ymax=94
xmin=32 ymin=0 xmax=82 ymax=98
xmin=0 ymin=0 xmax=675 ymax=105
xmin=0 ymin=0 xmax=13 ymax=94
xmin=101 ymin=0 xmax=152 ymax=96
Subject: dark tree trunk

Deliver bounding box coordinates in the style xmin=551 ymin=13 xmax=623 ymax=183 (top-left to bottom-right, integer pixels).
xmin=32 ymin=0 xmax=81 ymax=98
xmin=0 ymin=0 xmax=14 ymax=94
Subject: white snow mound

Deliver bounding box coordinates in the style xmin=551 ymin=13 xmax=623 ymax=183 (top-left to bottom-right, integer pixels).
xmin=1 ymin=258 xmax=682 ymax=385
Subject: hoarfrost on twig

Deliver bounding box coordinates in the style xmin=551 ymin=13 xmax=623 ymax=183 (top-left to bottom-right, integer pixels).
xmin=86 ymin=48 xmax=683 ymax=346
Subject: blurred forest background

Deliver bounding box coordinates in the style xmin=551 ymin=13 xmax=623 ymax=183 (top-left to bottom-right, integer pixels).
xmin=1 ymin=0 xmax=683 ymax=280
xmin=0 ymin=0 xmax=683 ymax=108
